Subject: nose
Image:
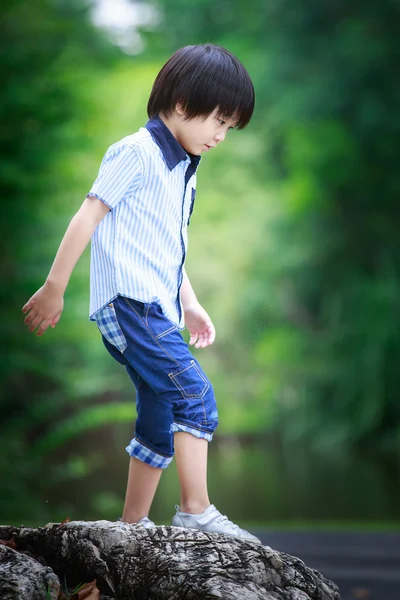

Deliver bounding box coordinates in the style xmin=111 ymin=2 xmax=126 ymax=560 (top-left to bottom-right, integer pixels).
xmin=215 ymin=130 xmax=226 ymax=143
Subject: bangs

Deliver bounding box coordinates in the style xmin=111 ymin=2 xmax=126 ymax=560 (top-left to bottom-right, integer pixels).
xmin=148 ymin=44 xmax=255 ymax=129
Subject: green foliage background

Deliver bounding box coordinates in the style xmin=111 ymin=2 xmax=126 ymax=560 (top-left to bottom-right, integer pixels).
xmin=1 ymin=0 xmax=399 ymax=525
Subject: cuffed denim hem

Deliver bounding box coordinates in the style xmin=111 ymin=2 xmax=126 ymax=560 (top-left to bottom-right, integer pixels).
xmin=125 ymin=438 xmax=174 ymax=469
xmin=171 ymin=422 xmax=214 ymax=442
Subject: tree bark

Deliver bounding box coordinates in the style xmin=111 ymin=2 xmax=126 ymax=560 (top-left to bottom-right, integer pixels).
xmin=0 ymin=520 xmax=340 ymax=600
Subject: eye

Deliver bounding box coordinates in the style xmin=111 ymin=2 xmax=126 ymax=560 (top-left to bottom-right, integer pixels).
xmin=218 ymin=119 xmax=226 ymax=126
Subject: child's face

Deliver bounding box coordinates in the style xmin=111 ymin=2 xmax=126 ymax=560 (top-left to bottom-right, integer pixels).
xmin=175 ymin=107 xmax=237 ymax=156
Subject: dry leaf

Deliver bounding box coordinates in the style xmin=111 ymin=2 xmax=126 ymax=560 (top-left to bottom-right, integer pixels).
xmin=352 ymin=588 xmax=371 ymax=598
xmin=71 ymin=580 xmax=100 ymax=600
xmin=56 ymin=517 xmax=71 ymax=530
xmin=0 ymin=537 xmax=17 ymax=549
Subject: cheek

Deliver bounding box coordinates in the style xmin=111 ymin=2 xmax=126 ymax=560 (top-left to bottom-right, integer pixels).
xmin=203 ymin=125 xmax=215 ymax=139
xmin=193 ymin=126 xmax=206 ymax=141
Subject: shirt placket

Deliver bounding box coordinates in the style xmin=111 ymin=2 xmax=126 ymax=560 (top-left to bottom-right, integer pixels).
xmin=176 ymin=158 xmax=196 ymax=322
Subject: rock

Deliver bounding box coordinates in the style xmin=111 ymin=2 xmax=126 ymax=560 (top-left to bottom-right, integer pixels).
xmin=0 ymin=521 xmax=340 ymax=600
xmin=0 ymin=544 xmax=60 ymax=600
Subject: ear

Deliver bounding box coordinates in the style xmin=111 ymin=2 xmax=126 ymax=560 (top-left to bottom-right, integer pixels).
xmin=175 ymin=102 xmax=185 ymax=116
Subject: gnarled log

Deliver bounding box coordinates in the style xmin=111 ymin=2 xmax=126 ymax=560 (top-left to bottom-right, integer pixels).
xmin=0 ymin=521 xmax=340 ymax=600
xmin=0 ymin=543 xmax=60 ymax=600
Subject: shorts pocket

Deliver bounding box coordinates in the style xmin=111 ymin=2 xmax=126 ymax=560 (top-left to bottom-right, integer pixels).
xmin=168 ymin=360 xmax=210 ymax=399
xmin=96 ymin=303 xmax=128 ymax=353
xmin=145 ymin=302 xmax=179 ymax=340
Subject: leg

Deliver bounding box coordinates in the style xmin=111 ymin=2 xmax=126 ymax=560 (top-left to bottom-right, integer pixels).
xmin=99 ymin=297 xmax=218 ymax=521
xmin=100 ymin=332 xmax=174 ymax=524
xmin=101 ymin=298 xmax=259 ymax=544
xmin=172 ymin=434 xmax=262 ymax=544
xmin=174 ymin=432 xmax=210 ymax=514
xmin=121 ymin=456 xmax=163 ymax=523
xmin=121 ymin=364 xmax=173 ymax=523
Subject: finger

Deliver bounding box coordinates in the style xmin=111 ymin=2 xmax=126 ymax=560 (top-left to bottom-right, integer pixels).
xmin=51 ymin=313 xmax=61 ymax=328
xmin=204 ymin=334 xmax=212 ymax=347
xmin=197 ymin=327 xmax=215 ymax=348
xmin=195 ymin=332 xmax=208 ymax=349
xmin=208 ymin=327 xmax=216 ymax=345
xmin=22 ymin=300 xmax=33 ymax=314
xmin=36 ymin=319 xmax=51 ymax=337
xmin=24 ymin=309 xmax=36 ymax=326
xmin=29 ymin=315 xmax=43 ymax=333
xmin=189 ymin=333 xmax=198 ymax=346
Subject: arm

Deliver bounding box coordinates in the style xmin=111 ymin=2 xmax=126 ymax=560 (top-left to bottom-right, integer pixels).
xmin=180 ymin=267 xmax=199 ymax=312
xmin=181 ymin=268 xmax=216 ymax=349
xmin=22 ymin=195 xmax=110 ymax=336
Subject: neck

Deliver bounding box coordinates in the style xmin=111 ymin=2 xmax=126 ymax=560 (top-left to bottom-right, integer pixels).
xmin=159 ymin=112 xmax=176 ymax=134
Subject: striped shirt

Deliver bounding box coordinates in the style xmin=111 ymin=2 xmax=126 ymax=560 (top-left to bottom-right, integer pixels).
xmin=87 ymin=116 xmax=201 ymax=328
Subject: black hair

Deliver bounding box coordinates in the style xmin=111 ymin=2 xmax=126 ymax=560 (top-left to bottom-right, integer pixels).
xmin=147 ymin=44 xmax=255 ymax=129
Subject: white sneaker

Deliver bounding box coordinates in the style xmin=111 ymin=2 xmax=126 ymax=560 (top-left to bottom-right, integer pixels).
xmin=172 ymin=504 xmax=261 ymax=544
xmin=117 ymin=516 xmax=155 ymax=528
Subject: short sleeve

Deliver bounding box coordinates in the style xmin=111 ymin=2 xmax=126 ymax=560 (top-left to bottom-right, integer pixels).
xmin=87 ymin=143 xmax=144 ymax=209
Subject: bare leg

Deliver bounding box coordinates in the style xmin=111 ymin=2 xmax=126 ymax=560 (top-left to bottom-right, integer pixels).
xmin=174 ymin=432 xmax=210 ymax=514
xmin=121 ymin=457 xmax=163 ymax=523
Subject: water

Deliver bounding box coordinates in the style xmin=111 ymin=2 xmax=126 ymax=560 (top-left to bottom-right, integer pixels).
xmin=151 ymin=436 xmax=400 ymax=526
xmin=10 ymin=426 xmax=400 ymax=528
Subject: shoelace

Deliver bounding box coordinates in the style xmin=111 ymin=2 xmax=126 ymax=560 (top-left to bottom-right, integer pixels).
xmin=213 ymin=513 xmax=241 ymax=532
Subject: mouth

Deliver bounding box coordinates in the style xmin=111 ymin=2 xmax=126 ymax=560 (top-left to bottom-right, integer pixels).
xmin=204 ymin=144 xmax=216 ymax=151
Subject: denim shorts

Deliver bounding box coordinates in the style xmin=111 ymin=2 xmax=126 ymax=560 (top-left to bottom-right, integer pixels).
xmin=95 ymin=295 xmax=219 ymax=469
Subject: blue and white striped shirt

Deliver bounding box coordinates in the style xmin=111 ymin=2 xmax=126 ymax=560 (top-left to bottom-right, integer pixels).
xmin=87 ymin=117 xmax=201 ymax=329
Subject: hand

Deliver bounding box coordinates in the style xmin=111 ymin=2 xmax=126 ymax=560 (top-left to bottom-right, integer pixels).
xmin=22 ymin=281 xmax=64 ymax=336
xmin=184 ymin=303 xmax=216 ymax=349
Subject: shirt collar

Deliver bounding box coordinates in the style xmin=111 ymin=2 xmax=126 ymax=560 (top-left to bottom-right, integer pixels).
xmin=145 ymin=115 xmax=201 ymax=171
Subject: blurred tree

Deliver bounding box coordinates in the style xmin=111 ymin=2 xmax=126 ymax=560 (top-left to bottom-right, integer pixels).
xmin=144 ymin=0 xmax=400 ymax=450
xmin=2 ymin=0 xmax=399 ymax=526
xmin=0 ymin=0 xmax=118 ymax=521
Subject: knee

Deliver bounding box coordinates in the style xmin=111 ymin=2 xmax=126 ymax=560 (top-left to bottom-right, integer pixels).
xmin=203 ymin=384 xmax=218 ymax=432
xmin=202 ymin=403 xmax=218 ymax=434
xmin=172 ymin=384 xmax=219 ymax=437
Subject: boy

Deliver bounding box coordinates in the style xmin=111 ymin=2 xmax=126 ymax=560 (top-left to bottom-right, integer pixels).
xmin=22 ymin=44 xmax=260 ymax=544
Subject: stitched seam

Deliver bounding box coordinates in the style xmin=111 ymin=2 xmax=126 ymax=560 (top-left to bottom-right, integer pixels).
xmin=203 ymin=399 xmax=207 ymax=421
xmin=170 ymin=376 xmax=209 ymax=398
xmin=171 ymin=363 xmax=210 ymax=396
xmin=145 ymin=303 xmax=150 ymax=327
xmin=202 ymin=418 xmax=217 ymax=426
xmin=125 ymin=298 xmax=180 ymax=366
xmin=173 ymin=420 xmax=212 ymax=434
xmin=168 ymin=363 xmax=210 ymax=400
xmin=131 ymin=144 xmax=146 ymax=190
xmin=145 ymin=303 xmax=178 ymax=340
xmin=169 ymin=361 xmax=195 ymax=378
xmin=123 ymin=297 xmax=147 ymax=321
xmin=133 ymin=435 xmax=173 ymax=459
xmin=86 ymin=192 xmax=113 ymax=210
xmin=178 ymin=363 xmax=208 ymax=420
xmin=155 ymin=324 xmax=178 ymax=340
